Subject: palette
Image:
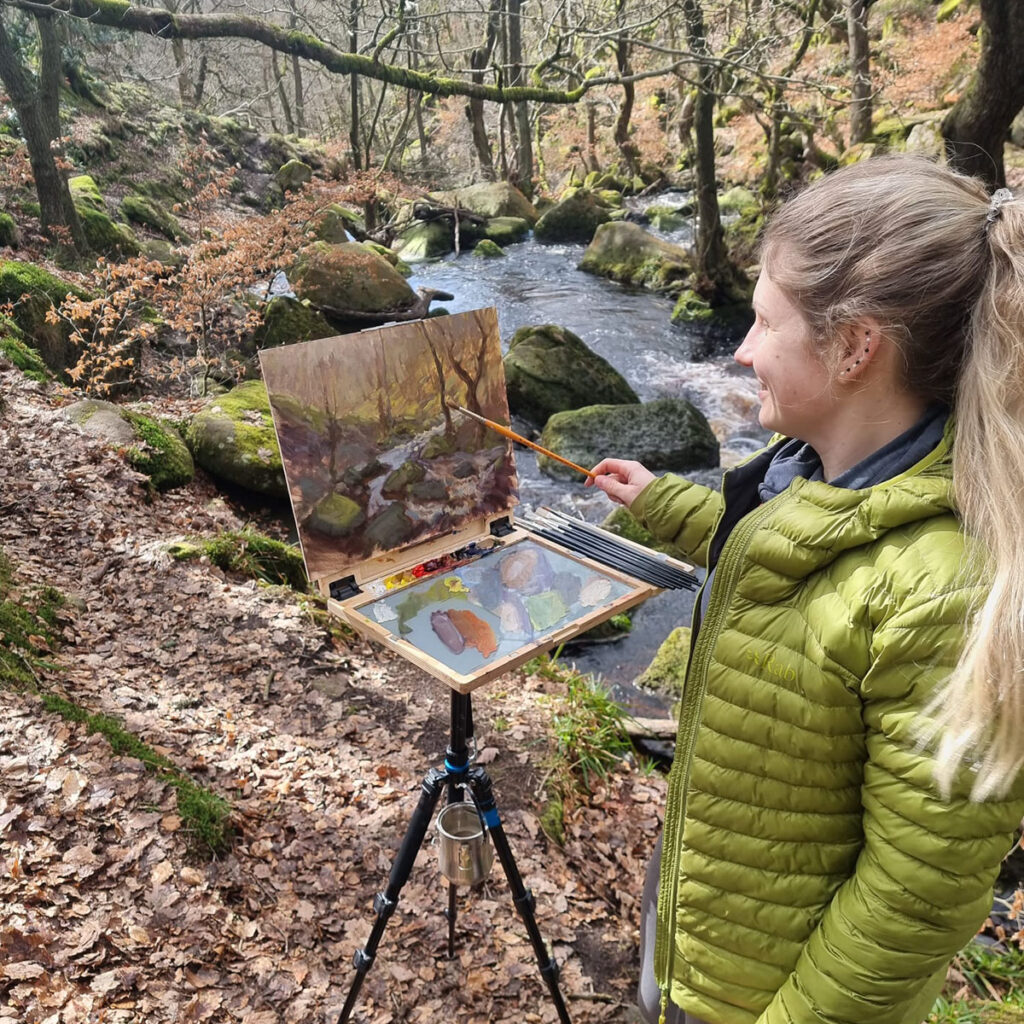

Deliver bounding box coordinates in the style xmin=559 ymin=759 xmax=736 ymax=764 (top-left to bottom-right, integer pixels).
xmin=260 ymin=308 xmax=694 ymax=693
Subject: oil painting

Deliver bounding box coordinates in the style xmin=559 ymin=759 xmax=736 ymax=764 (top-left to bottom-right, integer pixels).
xmin=260 ymin=308 xmax=517 ymax=583
xmin=359 ymin=537 xmax=633 ymax=676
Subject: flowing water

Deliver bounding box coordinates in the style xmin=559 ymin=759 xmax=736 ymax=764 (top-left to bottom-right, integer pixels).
xmin=403 ymin=209 xmax=769 ymax=709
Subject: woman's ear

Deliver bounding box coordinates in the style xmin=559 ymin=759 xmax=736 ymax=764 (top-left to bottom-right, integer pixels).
xmin=837 ymin=321 xmax=882 ymax=382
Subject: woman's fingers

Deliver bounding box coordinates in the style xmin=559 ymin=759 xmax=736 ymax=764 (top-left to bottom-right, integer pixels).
xmin=587 ymin=459 xmax=655 ymax=507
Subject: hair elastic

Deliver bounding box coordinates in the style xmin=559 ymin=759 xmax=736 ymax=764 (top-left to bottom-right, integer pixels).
xmin=986 ymin=188 xmax=1014 ymax=228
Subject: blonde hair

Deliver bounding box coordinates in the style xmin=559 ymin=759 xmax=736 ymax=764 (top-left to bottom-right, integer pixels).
xmin=762 ymin=156 xmax=1024 ymax=799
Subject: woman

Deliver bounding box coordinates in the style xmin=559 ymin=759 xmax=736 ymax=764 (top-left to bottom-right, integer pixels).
xmin=588 ymin=156 xmax=1024 ymax=1024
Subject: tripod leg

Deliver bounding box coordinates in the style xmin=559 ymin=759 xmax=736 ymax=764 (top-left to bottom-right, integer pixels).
xmin=445 ymin=880 xmax=457 ymax=959
xmin=338 ymin=768 xmax=446 ymax=1024
xmin=468 ymin=769 xmax=572 ymax=1024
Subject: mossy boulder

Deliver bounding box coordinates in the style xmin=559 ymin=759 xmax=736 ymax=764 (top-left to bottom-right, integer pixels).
xmin=537 ymin=398 xmax=719 ymax=481
xmin=290 ymin=242 xmax=416 ymax=315
xmin=119 ymin=194 xmax=185 ymax=242
xmin=483 ymin=216 xmax=530 ymax=246
xmin=393 ymin=219 xmax=455 ymax=261
xmin=64 ymin=398 xmax=138 ymax=445
xmin=0 ymin=212 xmax=19 ymax=248
xmin=360 ymin=240 xmax=411 ymax=276
xmin=78 ymin=206 xmax=140 ymax=258
xmin=315 ymin=203 xmax=364 ymax=243
xmin=671 ymin=289 xmax=714 ymax=325
xmin=533 ymin=191 xmax=612 ymax=244
xmin=276 ymin=159 xmax=313 ymax=192
xmin=309 ymin=492 xmax=366 ymax=537
xmin=0 ymin=261 xmax=89 ymax=375
xmin=438 ymin=181 xmax=538 ymax=224
xmin=185 ymin=380 xmax=287 ymax=498
xmin=645 ymin=204 xmax=691 ymax=232
xmin=503 ymin=324 xmax=638 ymax=428
xmin=0 ymin=315 xmax=48 ymax=382
xmin=634 ymin=625 xmax=692 ymax=697
xmin=251 ymin=296 xmax=335 ymax=351
xmin=717 ymin=187 xmax=759 ymax=218
xmin=122 ymin=410 xmax=195 ymax=490
xmin=381 ymin=460 xmax=425 ymax=499
xmin=68 ymin=175 xmax=105 ymax=213
xmin=579 ymin=222 xmax=693 ymax=294
xmin=365 ymin=502 xmax=416 ymax=549
xmin=473 ymin=239 xmax=505 ymax=258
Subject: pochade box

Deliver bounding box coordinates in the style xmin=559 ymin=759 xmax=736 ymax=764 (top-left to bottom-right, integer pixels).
xmin=259 ymin=307 xmax=695 ymax=693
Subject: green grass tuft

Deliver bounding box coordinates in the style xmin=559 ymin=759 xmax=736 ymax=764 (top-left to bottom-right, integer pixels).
xmin=170 ymin=528 xmax=307 ymax=590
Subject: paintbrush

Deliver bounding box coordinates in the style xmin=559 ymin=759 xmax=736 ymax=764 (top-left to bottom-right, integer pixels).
xmin=448 ymin=403 xmax=596 ymax=480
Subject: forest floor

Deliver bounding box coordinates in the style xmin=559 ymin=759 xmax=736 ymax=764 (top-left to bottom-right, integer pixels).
xmin=0 ymin=365 xmax=668 ymax=1024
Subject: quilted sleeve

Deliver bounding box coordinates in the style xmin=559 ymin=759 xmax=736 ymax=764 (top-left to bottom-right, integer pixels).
xmin=629 ymin=473 xmax=724 ymax=569
xmin=756 ymin=585 xmax=1024 ymax=1024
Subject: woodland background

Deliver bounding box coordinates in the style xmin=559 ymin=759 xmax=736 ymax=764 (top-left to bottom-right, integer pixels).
xmin=4 ymin=1 xmax=1024 ymax=1023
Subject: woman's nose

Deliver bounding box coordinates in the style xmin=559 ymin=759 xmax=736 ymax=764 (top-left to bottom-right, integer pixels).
xmin=734 ymin=329 xmax=756 ymax=367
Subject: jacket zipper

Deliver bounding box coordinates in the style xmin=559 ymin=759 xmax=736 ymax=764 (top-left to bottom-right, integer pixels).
xmin=654 ymin=490 xmax=791 ymax=1002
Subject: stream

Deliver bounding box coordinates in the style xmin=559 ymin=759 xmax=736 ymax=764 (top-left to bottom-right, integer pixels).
xmin=402 ymin=200 xmax=770 ymax=714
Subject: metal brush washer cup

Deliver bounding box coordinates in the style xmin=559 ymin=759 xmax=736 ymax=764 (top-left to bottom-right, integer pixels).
xmin=436 ymin=801 xmax=493 ymax=886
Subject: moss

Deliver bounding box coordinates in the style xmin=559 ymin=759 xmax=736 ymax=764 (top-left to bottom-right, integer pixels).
xmin=0 ymin=315 xmax=46 ymax=379
xmin=170 ymin=528 xmax=307 ymax=590
xmin=275 ymin=159 xmax=312 ymax=192
xmin=68 ymin=174 xmax=106 ymax=213
xmin=251 ymin=295 xmax=335 ymax=350
xmin=122 ymin=411 xmax=195 ymax=491
xmin=671 ymin=289 xmax=715 ymax=325
xmin=119 ymin=194 xmax=185 ymax=242
xmin=78 ymin=206 xmax=140 ymax=257
xmin=473 ymin=239 xmax=505 ymax=258
xmin=0 ymin=212 xmax=18 ymax=248
xmin=635 ymin=625 xmax=692 ymax=700
xmin=0 ymin=547 xmax=64 ymax=689
xmin=37 ymin=692 xmax=233 ymax=854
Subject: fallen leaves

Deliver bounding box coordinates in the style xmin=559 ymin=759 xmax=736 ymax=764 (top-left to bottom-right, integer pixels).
xmin=0 ymin=367 xmax=664 ymax=1023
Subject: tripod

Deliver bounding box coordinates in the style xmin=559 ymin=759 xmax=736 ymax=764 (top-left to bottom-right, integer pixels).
xmin=338 ymin=689 xmax=573 ymax=1023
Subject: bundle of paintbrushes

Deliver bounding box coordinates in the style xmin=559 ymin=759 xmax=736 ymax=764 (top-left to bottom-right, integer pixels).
xmin=518 ymin=507 xmax=699 ymax=591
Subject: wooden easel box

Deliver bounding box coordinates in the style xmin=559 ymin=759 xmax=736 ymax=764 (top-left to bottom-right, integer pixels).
xmin=259 ymin=308 xmax=677 ymax=694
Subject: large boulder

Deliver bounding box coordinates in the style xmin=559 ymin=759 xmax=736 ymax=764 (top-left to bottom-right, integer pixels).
xmin=503 ymin=324 xmax=638 ymax=428
xmin=290 ymin=242 xmax=416 ymax=316
xmin=251 ymin=296 xmax=336 ymax=351
xmin=69 ymin=175 xmax=139 ymax=257
xmin=483 ymin=217 xmax=531 ymax=247
xmin=0 ymin=261 xmax=90 ymax=376
xmin=64 ymin=400 xmax=195 ymax=491
xmin=393 ymin=220 xmax=456 ymax=262
xmin=537 ymin=398 xmax=719 ymax=481
xmin=185 ymin=380 xmax=287 ymax=498
xmin=437 ymin=181 xmax=538 ymax=224
xmin=579 ymin=222 xmax=693 ymax=294
xmin=533 ymin=191 xmax=612 ymax=244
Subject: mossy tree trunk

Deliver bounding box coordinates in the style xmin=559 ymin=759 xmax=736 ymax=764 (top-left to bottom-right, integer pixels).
xmin=847 ymin=0 xmax=872 ymax=144
xmin=348 ymin=0 xmax=361 ymax=170
xmin=0 ymin=10 xmax=88 ymax=253
xmin=612 ymin=0 xmax=639 ymax=177
xmin=942 ymin=0 xmax=1024 ymax=189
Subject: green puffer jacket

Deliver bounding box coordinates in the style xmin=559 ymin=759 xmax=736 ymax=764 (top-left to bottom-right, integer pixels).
xmin=630 ymin=423 xmax=1024 ymax=1024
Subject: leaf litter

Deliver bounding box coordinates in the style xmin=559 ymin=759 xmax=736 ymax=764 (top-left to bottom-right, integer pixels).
xmin=0 ymin=367 xmax=665 ymax=1023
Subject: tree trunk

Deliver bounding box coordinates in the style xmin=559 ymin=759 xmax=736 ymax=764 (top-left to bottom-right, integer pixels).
xmin=288 ymin=1 xmax=305 ymax=133
xmin=847 ymin=0 xmax=872 ymax=144
xmin=467 ymin=0 xmax=501 ymax=179
xmin=272 ymin=52 xmax=296 ymax=134
xmin=0 ymin=11 xmax=88 ymax=252
xmin=505 ymin=0 xmax=533 ymax=197
xmin=613 ymin=0 xmax=639 ymax=176
xmin=348 ymin=0 xmax=361 ymax=170
xmin=942 ymin=0 xmax=1024 ymax=188
xmin=682 ymin=0 xmax=729 ymax=291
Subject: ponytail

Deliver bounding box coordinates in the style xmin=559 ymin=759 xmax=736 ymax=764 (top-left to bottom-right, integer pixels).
xmin=931 ymin=195 xmax=1024 ymax=799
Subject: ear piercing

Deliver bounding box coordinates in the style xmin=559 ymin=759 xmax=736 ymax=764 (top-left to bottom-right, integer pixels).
xmin=840 ymin=336 xmax=872 ymax=375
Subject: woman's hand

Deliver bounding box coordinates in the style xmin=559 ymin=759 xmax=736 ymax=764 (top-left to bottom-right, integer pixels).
xmin=586 ymin=458 xmax=656 ymax=508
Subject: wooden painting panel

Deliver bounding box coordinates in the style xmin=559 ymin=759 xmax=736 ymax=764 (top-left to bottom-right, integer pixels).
xmin=259 ymin=309 xmax=517 ymax=584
